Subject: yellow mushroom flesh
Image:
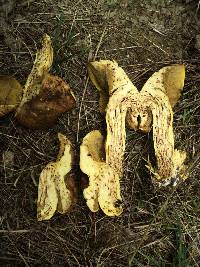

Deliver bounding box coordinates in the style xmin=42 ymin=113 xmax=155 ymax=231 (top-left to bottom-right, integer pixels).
xmin=80 ymin=130 xmax=123 ymax=216
xmin=88 ymin=60 xmax=187 ymax=186
xmin=37 ymin=133 xmax=76 ymax=221
xmin=18 ymin=34 xmax=53 ymax=108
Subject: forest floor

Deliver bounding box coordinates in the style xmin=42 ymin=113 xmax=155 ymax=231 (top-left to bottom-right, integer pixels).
xmin=0 ymin=0 xmax=200 ymax=266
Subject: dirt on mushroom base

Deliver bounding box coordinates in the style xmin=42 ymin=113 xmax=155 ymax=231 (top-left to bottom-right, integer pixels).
xmin=0 ymin=0 xmax=200 ymax=266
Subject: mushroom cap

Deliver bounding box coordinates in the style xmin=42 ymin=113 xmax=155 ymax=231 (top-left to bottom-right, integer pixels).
xmin=0 ymin=75 xmax=22 ymax=117
xmin=15 ymin=34 xmax=76 ymax=129
xmin=16 ymin=74 xmax=76 ymax=129
xmin=80 ymin=130 xmax=105 ymax=175
xmin=126 ymin=64 xmax=185 ymax=132
xmin=89 ymin=62 xmax=185 ymax=133
xmin=141 ymin=64 xmax=185 ymax=108
xmin=88 ymin=60 xmax=134 ymax=95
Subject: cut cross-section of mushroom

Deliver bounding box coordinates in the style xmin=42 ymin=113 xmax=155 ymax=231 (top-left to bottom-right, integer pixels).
xmin=88 ymin=60 xmax=187 ymax=186
xmin=143 ymin=90 xmax=187 ymax=185
xmin=141 ymin=64 xmax=185 ymax=108
xmin=37 ymin=133 xmax=77 ymax=221
xmin=88 ymin=60 xmax=137 ymax=114
xmin=0 ymin=75 xmax=23 ymax=117
xmin=80 ymin=130 xmax=123 ymax=216
xmin=15 ymin=34 xmax=76 ymax=129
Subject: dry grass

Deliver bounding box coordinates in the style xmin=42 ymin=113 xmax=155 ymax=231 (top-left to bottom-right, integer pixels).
xmin=0 ymin=0 xmax=200 ymax=266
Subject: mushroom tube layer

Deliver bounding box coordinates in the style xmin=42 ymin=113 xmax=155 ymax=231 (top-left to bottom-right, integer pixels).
xmin=37 ymin=133 xmax=76 ymax=221
xmin=87 ymin=60 xmax=187 ymax=187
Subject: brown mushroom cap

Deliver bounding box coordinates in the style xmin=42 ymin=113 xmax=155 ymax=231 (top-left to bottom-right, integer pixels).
xmin=0 ymin=75 xmax=23 ymax=117
xmin=15 ymin=34 xmax=76 ymax=129
xmin=16 ymin=74 xmax=76 ymax=129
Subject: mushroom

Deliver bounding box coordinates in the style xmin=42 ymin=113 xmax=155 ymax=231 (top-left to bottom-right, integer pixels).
xmin=15 ymin=34 xmax=76 ymax=129
xmin=80 ymin=130 xmax=123 ymax=216
xmin=0 ymin=75 xmax=23 ymax=117
xmin=37 ymin=133 xmax=77 ymax=221
xmin=87 ymin=60 xmax=187 ymax=186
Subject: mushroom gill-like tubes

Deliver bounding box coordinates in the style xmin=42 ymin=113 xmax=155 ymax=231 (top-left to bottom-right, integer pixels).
xmin=0 ymin=75 xmax=23 ymax=117
xmin=37 ymin=133 xmax=76 ymax=221
xmin=80 ymin=130 xmax=123 ymax=216
xmin=121 ymin=64 xmax=186 ymax=184
xmin=15 ymin=34 xmax=76 ymax=129
xmin=105 ymin=88 xmax=130 ymax=175
xmin=88 ymin=60 xmax=140 ymax=175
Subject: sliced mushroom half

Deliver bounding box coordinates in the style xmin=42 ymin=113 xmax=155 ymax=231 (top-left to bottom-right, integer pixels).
xmin=37 ymin=133 xmax=77 ymax=221
xmin=16 ymin=34 xmax=76 ymax=129
xmin=87 ymin=60 xmax=187 ymax=186
xmin=80 ymin=130 xmax=123 ymax=216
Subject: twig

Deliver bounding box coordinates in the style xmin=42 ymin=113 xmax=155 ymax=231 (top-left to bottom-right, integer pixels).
xmin=0 ymin=229 xmax=34 ymax=233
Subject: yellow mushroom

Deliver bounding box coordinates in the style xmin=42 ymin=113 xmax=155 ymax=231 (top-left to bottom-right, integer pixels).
xmin=37 ymin=133 xmax=77 ymax=221
xmin=87 ymin=60 xmax=187 ymax=186
xmin=0 ymin=34 xmax=75 ymax=127
xmin=80 ymin=130 xmax=123 ymax=216
xmin=16 ymin=34 xmax=76 ymax=129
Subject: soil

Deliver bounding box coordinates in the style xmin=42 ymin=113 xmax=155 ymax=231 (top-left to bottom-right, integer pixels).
xmin=0 ymin=0 xmax=200 ymax=266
